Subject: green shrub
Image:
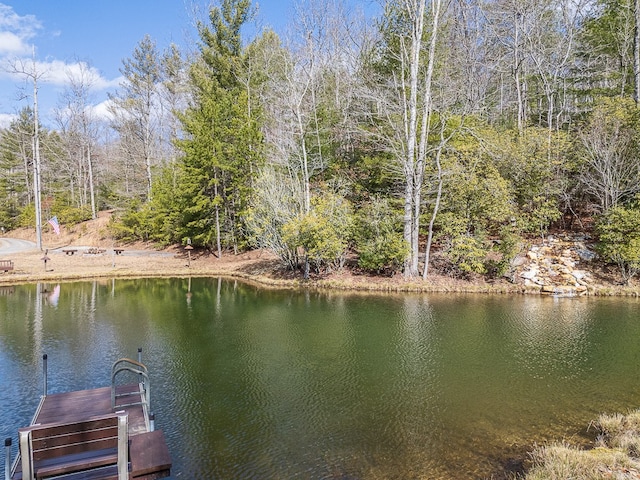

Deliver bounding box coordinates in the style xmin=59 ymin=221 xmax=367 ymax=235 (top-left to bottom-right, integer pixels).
xmin=358 ymin=233 xmax=408 ymax=275
xmin=446 ymin=234 xmax=487 ymax=275
xmin=282 ymin=193 xmax=353 ymax=273
xmin=108 ymin=201 xmax=153 ymax=242
xmin=56 ymin=206 xmax=93 ymax=225
xmin=596 ymin=200 xmax=640 ymax=284
xmin=354 ymin=197 xmax=407 ymax=275
xmin=18 ymin=204 xmax=35 ymax=228
xmin=0 ymin=199 xmax=22 ymax=231
xmin=485 ymin=227 xmax=521 ymax=279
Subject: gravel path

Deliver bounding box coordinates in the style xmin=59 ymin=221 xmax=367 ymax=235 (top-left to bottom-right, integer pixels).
xmin=0 ymin=238 xmax=37 ymax=254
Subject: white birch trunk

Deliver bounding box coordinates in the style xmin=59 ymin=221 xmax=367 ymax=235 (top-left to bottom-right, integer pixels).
xmin=635 ymin=0 xmax=640 ymax=103
xmin=87 ymin=145 xmax=96 ymax=219
xmin=401 ymin=0 xmax=443 ymax=277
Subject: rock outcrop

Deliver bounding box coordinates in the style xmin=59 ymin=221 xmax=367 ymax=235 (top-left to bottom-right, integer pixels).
xmin=517 ymin=235 xmax=596 ymax=295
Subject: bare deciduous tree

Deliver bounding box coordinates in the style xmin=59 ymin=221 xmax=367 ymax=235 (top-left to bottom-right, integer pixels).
xmin=578 ymin=99 xmax=640 ymax=211
xmin=55 ymin=61 xmax=103 ymax=218
xmin=109 ymin=35 xmax=161 ymax=201
xmin=7 ymin=51 xmax=46 ymax=249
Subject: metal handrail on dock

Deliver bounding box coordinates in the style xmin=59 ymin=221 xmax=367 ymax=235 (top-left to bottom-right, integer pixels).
xmin=111 ymin=358 xmax=150 ymax=410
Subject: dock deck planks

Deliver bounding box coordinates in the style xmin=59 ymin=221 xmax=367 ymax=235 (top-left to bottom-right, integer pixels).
xmin=33 ymin=385 xmax=148 ymax=435
xmin=11 ymin=384 xmax=170 ymax=480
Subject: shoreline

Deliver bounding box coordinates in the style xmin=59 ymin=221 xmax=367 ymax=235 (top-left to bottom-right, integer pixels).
xmin=1 ymin=247 xmax=640 ymax=297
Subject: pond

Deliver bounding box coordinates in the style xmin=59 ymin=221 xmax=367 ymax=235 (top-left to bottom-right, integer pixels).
xmin=1 ymin=278 xmax=640 ymax=479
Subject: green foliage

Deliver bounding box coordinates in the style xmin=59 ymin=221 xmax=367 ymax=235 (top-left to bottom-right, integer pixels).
xmin=358 ymin=234 xmax=408 ymax=276
xmin=55 ymin=206 xmax=93 ymax=226
xmin=0 ymin=198 xmax=21 ymax=231
xmin=446 ymin=234 xmax=488 ymax=275
xmin=174 ymin=0 xmax=263 ymax=251
xmin=17 ymin=204 xmax=35 ymax=228
xmin=47 ymin=195 xmax=93 ymax=226
xmin=108 ymin=201 xmax=152 ymax=243
xmin=354 ymin=197 xmax=408 ymax=275
xmin=492 ymin=127 xmax=565 ymax=235
xmin=0 ymin=108 xmax=36 ymax=227
xmin=282 ymin=193 xmax=353 ymax=273
xmin=438 ymin=139 xmax=514 ymax=237
xmin=487 ymin=227 xmax=522 ymax=279
xmin=596 ymin=199 xmax=640 ymax=284
xmin=145 ymin=168 xmax=184 ymax=246
xmin=107 ymin=167 xmax=185 ymax=246
xmin=429 ymin=129 xmax=526 ymax=278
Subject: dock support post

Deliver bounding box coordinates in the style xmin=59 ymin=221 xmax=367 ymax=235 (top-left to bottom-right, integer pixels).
xmin=149 ymin=413 xmax=155 ymax=432
xmin=19 ymin=431 xmax=32 ymax=480
xmin=117 ymin=414 xmax=129 ymax=480
xmin=42 ymin=354 xmax=48 ymax=397
xmin=4 ymin=438 xmax=11 ymax=480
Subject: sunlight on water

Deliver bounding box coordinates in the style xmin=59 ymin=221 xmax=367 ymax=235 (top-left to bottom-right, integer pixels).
xmin=2 ymin=280 xmax=640 ymax=479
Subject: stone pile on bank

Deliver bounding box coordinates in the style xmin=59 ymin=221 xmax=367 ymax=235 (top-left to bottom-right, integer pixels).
xmin=518 ymin=235 xmax=596 ymax=295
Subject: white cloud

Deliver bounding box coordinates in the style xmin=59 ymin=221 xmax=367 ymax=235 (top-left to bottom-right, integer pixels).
xmin=91 ymin=98 xmax=115 ymax=122
xmin=62 ymin=63 xmax=122 ymax=91
xmin=0 ymin=112 xmax=16 ymax=128
xmin=35 ymin=59 xmax=119 ymax=90
xmin=0 ymin=57 xmax=120 ymax=92
xmin=0 ymin=31 xmax=27 ymax=55
xmin=0 ymin=5 xmax=118 ymax=92
xmin=0 ymin=3 xmax=40 ymax=55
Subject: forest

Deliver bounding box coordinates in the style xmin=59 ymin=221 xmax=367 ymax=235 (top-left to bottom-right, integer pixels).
xmin=2 ymin=0 xmax=640 ymax=282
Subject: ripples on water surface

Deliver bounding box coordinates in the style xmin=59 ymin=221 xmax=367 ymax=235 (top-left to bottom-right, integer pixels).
xmin=2 ymin=279 xmax=640 ymax=479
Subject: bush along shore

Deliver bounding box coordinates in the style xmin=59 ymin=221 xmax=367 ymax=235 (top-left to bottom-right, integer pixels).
xmin=1 ymin=230 xmax=640 ymax=296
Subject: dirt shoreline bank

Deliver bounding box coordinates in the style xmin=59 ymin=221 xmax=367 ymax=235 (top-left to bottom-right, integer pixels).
xmin=2 ymin=246 xmax=640 ymax=296
xmin=3 ymin=211 xmax=639 ymax=294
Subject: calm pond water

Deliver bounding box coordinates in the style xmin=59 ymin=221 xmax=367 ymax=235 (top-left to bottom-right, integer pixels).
xmin=1 ymin=278 xmax=640 ymax=479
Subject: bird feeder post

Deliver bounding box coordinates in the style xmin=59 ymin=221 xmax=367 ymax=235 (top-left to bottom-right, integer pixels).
xmin=41 ymin=249 xmax=50 ymax=271
xmin=185 ymin=238 xmax=193 ymax=268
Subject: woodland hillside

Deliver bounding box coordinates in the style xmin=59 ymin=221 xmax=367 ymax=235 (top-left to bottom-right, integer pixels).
xmin=2 ymin=0 xmax=640 ymax=286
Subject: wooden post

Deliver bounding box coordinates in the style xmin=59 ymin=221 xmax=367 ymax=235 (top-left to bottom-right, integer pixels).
xmin=42 ymin=354 xmax=47 ymax=397
xmin=4 ymin=438 xmax=11 ymax=480
xmin=185 ymin=238 xmax=193 ymax=268
xmin=40 ymin=250 xmax=49 ymax=272
xmin=19 ymin=430 xmax=33 ymax=480
xmin=117 ymin=414 xmax=128 ymax=480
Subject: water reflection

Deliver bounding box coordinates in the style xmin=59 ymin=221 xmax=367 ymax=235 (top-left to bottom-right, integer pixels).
xmin=1 ymin=282 xmax=640 ymax=479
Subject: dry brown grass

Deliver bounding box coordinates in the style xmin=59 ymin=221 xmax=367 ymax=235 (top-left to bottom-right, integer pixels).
xmin=525 ymin=410 xmax=640 ymax=480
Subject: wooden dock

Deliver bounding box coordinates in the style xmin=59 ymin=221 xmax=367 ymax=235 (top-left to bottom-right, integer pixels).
xmin=8 ymin=356 xmax=171 ymax=480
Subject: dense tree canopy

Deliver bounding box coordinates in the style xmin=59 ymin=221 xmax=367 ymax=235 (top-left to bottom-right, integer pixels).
xmin=2 ymin=0 xmax=640 ymax=280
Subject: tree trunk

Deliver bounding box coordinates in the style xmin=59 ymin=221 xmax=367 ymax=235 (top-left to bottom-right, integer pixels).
xmin=635 ymin=0 xmax=640 ymax=103
xmin=423 ymin=130 xmax=445 ymax=279
xmin=402 ymin=0 xmax=427 ymax=278
xmin=401 ymin=0 xmax=443 ymax=278
xmin=87 ymin=145 xmax=96 ymax=219
xmin=513 ymin=12 xmax=526 ymax=134
xmin=32 ymin=65 xmax=43 ymax=251
xmin=214 ymin=172 xmax=222 ymax=258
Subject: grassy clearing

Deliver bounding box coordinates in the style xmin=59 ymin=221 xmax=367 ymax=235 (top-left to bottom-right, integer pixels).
xmin=525 ymin=410 xmax=640 ymax=479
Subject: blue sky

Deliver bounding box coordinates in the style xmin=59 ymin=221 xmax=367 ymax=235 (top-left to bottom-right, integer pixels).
xmin=0 ymin=1 xmax=378 ymax=129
